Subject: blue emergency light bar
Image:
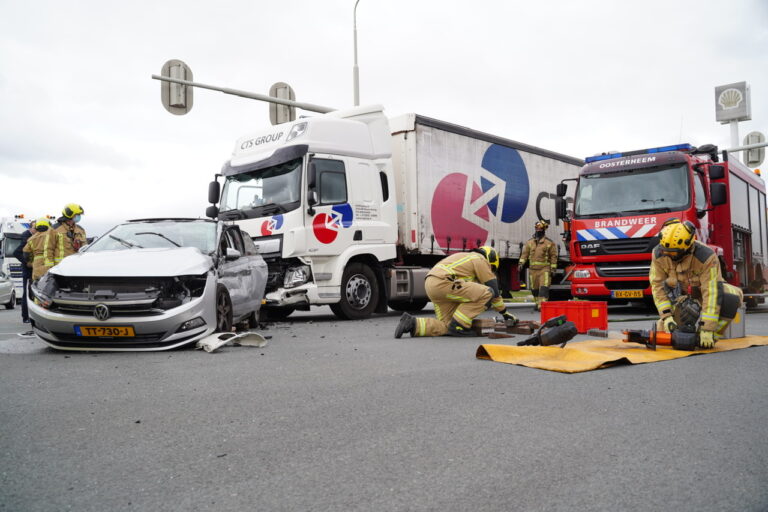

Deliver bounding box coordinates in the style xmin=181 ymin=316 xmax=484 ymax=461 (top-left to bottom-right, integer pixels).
xmin=585 ymin=143 xmax=694 ymax=163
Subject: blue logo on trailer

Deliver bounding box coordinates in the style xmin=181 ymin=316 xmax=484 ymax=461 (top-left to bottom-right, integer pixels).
xmin=480 ymin=144 xmax=529 ymax=223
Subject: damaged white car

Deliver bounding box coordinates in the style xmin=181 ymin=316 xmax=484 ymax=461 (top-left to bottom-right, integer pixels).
xmin=29 ymin=218 xmax=267 ymax=351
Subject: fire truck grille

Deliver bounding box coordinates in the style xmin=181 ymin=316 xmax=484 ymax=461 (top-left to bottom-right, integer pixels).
xmin=604 ymin=281 xmax=649 ymax=290
xmin=599 ymin=238 xmax=658 ymax=254
xmin=596 ymin=264 xmax=650 ymax=278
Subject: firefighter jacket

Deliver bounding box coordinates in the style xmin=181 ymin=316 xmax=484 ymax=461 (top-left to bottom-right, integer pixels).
xmin=427 ymin=252 xmax=505 ymax=311
xmin=44 ymin=221 xmax=87 ymax=270
xmin=649 ymin=241 xmax=728 ymax=332
xmin=22 ymin=231 xmax=50 ymax=281
xmin=520 ymin=236 xmax=557 ymax=271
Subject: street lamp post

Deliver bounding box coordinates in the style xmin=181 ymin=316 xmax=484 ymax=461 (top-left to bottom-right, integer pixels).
xmin=353 ymin=0 xmax=361 ymax=106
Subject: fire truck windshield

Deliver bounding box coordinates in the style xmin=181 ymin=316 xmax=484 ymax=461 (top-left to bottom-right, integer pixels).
xmin=574 ymin=164 xmax=690 ymax=218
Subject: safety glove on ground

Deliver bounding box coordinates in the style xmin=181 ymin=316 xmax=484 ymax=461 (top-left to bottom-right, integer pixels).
xmin=662 ymin=316 xmax=677 ymax=333
xmin=501 ymin=310 xmax=518 ymax=326
xmin=699 ymin=330 xmax=716 ymax=349
xmin=394 ymin=313 xmax=416 ymax=339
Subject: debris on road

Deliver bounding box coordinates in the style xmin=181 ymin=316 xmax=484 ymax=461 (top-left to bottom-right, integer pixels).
xmin=196 ymin=331 xmax=268 ymax=353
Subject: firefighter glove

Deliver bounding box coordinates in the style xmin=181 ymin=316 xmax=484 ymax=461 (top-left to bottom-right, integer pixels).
xmin=699 ymin=330 xmax=716 ymax=349
xmin=662 ymin=316 xmax=677 ymax=333
xmin=501 ymin=310 xmax=518 ymax=326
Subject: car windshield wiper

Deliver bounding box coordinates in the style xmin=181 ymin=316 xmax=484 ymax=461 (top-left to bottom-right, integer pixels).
xmin=135 ymin=232 xmax=181 ymax=247
xmin=109 ymin=234 xmax=142 ymax=249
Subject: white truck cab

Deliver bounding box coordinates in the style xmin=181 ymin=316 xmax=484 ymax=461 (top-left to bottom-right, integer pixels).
xmin=207 ymin=105 xmax=397 ymax=319
xmin=0 ymin=215 xmax=32 ymax=303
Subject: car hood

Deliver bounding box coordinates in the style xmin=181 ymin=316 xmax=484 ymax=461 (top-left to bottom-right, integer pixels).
xmin=51 ymin=247 xmax=213 ymax=277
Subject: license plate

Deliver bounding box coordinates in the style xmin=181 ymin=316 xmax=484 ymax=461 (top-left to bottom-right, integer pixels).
xmin=611 ymin=290 xmax=643 ymax=299
xmin=75 ymin=326 xmax=136 ymax=337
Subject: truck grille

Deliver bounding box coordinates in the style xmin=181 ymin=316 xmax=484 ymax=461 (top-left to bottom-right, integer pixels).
xmin=596 ymin=263 xmax=650 ymax=278
xmin=599 ymin=237 xmax=658 ymax=255
xmin=8 ymin=263 xmax=23 ymax=278
xmin=604 ymin=281 xmax=649 ymax=290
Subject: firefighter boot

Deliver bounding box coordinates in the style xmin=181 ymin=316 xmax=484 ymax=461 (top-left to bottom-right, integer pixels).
xmin=446 ymin=319 xmax=475 ymax=337
xmin=394 ymin=313 xmax=416 ymax=338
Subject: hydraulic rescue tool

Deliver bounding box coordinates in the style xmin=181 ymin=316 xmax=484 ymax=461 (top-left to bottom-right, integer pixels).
xmin=516 ymin=315 xmax=578 ymax=347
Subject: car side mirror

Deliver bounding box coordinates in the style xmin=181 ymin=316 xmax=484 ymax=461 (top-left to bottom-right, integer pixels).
xmin=709 ymin=165 xmax=725 ymax=180
xmin=710 ymin=183 xmax=727 ymax=206
xmin=225 ymin=248 xmax=241 ymax=260
xmin=556 ymin=183 xmax=567 ymax=197
xmin=208 ymin=180 xmax=221 ymax=204
xmin=206 ymin=205 xmax=219 ymax=219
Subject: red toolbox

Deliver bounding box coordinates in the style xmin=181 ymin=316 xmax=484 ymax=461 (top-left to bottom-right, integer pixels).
xmin=540 ymin=301 xmax=607 ymax=333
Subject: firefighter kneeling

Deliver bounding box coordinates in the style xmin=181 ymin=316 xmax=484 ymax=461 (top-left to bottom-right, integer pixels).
xmin=394 ymin=246 xmax=517 ymax=338
xmin=650 ymin=220 xmax=743 ymax=348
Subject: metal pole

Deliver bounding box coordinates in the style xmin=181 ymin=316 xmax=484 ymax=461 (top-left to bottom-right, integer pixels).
xmin=730 ymin=120 xmax=740 ymax=162
xmin=725 ymin=141 xmax=768 ymax=153
xmin=353 ymin=0 xmax=361 ymax=106
xmin=151 ymin=75 xmax=335 ymax=113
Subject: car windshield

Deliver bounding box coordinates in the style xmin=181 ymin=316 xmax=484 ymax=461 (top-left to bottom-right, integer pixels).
xmin=219 ymin=157 xmax=302 ymax=218
xmin=87 ymin=221 xmax=217 ymax=253
xmin=574 ymin=164 xmax=690 ymax=217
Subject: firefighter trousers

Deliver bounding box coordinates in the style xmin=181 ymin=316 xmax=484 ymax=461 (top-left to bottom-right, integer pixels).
xmin=414 ymin=276 xmax=493 ymax=336
xmin=529 ymin=267 xmax=551 ymax=304
xmin=655 ymin=283 xmax=743 ymax=336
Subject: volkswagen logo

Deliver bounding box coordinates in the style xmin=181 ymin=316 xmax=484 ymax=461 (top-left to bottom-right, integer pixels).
xmin=94 ymin=304 xmax=111 ymax=321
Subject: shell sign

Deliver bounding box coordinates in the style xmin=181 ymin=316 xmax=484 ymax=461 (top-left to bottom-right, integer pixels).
xmin=715 ymin=82 xmax=751 ymax=124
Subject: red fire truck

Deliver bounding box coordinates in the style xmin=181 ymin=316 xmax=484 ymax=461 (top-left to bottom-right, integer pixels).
xmin=554 ymin=143 xmax=768 ymax=307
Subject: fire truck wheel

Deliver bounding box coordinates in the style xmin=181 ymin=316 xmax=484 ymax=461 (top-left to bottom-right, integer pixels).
xmin=331 ymin=263 xmax=378 ymax=320
xmin=387 ymin=299 xmax=428 ymax=312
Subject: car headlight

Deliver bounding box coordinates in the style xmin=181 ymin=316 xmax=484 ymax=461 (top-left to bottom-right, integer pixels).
xmin=284 ymin=265 xmax=311 ymax=289
xmin=286 ymin=122 xmax=308 ymax=142
xmin=573 ymin=270 xmax=592 ymax=279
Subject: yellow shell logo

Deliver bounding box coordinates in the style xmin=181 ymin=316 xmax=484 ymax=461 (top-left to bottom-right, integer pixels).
xmin=718 ymin=88 xmax=743 ymax=110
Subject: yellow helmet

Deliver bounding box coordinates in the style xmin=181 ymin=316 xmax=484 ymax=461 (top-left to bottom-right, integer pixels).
xmin=35 ymin=218 xmax=51 ymax=231
xmin=62 ymin=203 xmax=84 ymax=219
xmin=660 ymin=220 xmax=696 ymax=256
xmin=474 ymin=245 xmax=499 ymax=270
xmin=535 ymin=220 xmax=549 ymax=230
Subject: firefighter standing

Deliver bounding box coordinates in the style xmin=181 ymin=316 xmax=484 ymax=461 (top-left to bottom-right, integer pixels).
xmin=394 ymin=246 xmax=517 ymax=338
xmin=22 ymin=218 xmax=52 ymax=281
xmin=12 ymin=219 xmax=36 ymax=323
xmin=44 ymin=204 xmax=86 ymax=272
xmin=650 ymin=220 xmax=743 ymax=348
xmin=518 ymin=221 xmax=557 ymax=310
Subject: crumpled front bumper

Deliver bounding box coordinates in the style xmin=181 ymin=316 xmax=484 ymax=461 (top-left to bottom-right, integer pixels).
xmin=29 ymin=274 xmax=218 ymax=351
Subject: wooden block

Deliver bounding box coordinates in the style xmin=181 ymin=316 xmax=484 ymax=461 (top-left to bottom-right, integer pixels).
xmin=472 ymin=318 xmax=496 ymax=336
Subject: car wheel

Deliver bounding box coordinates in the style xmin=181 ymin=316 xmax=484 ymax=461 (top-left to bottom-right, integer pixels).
xmin=387 ymin=299 xmax=428 ymax=312
xmin=4 ymin=290 xmax=15 ymax=310
xmin=215 ymin=285 xmax=233 ymax=333
xmin=261 ymin=306 xmax=295 ymax=321
xmin=330 ymin=263 xmax=378 ymax=320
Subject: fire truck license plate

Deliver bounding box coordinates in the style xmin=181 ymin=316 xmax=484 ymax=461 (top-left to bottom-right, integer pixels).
xmin=611 ymin=290 xmax=643 ymax=299
xmin=75 ymin=326 xmax=135 ymax=337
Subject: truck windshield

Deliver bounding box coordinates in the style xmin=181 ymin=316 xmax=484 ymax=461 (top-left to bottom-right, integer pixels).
xmin=219 ymin=157 xmax=302 ymax=219
xmin=574 ymin=164 xmax=690 ymax=217
xmin=3 ymin=235 xmax=23 ymax=258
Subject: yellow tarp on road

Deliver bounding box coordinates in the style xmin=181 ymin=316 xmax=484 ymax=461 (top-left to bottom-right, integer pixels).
xmin=476 ymin=336 xmax=768 ymax=373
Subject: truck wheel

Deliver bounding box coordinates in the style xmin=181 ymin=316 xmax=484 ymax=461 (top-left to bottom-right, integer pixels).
xmin=261 ymin=306 xmax=295 ymax=321
xmin=330 ymin=263 xmax=378 ymax=320
xmin=387 ymin=299 xmax=428 ymax=312
xmin=215 ymin=285 xmax=233 ymax=333
xmin=4 ymin=290 xmax=15 ymax=310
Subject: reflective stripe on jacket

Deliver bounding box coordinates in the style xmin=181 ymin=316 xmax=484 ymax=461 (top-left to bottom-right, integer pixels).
xmin=519 ymin=237 xmax=557 ymax=269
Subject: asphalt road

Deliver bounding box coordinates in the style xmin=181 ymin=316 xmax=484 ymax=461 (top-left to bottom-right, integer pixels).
xmin=1 ymin=302 xmax=767 ymax=511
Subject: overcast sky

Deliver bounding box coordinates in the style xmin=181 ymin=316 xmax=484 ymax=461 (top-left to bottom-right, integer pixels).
xmin=1 ymin=0 xmax=766 ymax=236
